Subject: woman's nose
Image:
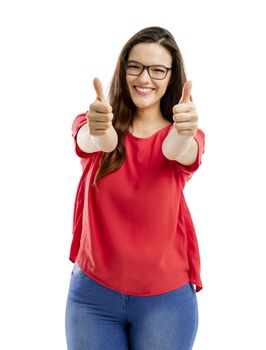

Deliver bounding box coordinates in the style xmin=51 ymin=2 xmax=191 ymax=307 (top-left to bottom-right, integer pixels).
xmin=137 ymin=67 xmax=151 ymax=82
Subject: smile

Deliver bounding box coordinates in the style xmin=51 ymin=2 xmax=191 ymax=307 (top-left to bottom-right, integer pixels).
xmin=134 ymin=86 xmax=154 ymax=95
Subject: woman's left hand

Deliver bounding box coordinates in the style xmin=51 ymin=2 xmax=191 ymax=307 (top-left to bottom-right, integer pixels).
xmin=172 ymin=81 xmax=198 ymax=137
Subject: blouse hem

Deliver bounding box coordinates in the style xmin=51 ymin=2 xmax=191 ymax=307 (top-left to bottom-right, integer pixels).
xmin=74 ymin=255 xmax=202 ymax=296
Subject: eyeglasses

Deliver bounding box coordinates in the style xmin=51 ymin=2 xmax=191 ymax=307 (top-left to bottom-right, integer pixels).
xmin=125 ymin=60 xmax=172 ymax=80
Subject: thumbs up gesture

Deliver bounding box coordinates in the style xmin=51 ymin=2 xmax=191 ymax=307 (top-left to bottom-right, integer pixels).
xmin=86 ymin=78 xmax=114 ymax=136
xmin=172 ymin=81 xmax=198 ymax=137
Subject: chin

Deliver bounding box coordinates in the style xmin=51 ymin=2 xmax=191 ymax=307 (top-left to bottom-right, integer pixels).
xmin=134 ymin=103 xmax=152 ymax=110
xmin=131 ymin=97 xmax=154 ymax=109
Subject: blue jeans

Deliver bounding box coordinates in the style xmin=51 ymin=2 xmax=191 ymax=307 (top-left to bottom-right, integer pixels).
xmin=65 ymin=262 xmax=198 ymax=350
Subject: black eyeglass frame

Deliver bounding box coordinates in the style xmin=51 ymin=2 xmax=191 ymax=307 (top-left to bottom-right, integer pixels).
xmin=125 ymin=60 xmax=172 ymax=80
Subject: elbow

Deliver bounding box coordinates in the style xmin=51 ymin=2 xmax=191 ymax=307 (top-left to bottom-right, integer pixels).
xmin=161 ymin=143 xmax=176 ymax=160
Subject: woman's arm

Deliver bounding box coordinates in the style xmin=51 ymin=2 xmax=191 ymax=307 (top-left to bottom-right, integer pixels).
xmin=76 ymin=78 xmax=118 ymax=154
xmin=162 ymin=127 xmax=198 ymax=165
xmin=162 ymin=80 xmax=199 ymax=165
xmin=77 ymin=123 xmax=118 ymax=153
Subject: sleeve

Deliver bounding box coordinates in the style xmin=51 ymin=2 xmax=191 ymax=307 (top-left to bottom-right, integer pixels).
xmin=71 ymin=112 xmax=92 ymax=158
xmin=175 ymin=128 xmax=205 ymax=176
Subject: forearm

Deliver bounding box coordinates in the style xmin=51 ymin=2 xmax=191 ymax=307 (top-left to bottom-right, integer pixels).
xmin=162 ymin=125 xmax=198 ymax=164
xmin=77 ymin=123 xmax=118 ymax=153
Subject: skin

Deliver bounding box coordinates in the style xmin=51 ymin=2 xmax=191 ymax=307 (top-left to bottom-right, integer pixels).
xmin=85 ymin=42 xmax=199 ymax=164
xmin=87 ymin=43 xmax=198 ymax=137
xmin=174 ymin=80 xmax=198 ymax=137
xmin=86 ymin=78 xmax=113 ymax=136
xmin=125 ymin=43 xmax=172 ymax=132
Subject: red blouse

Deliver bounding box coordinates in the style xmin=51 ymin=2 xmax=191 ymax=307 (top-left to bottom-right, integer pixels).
xmin=69 ymin=113 xmax=205 ymax=296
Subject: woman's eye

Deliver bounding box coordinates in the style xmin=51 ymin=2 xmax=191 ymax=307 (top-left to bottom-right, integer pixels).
xmin=152 ymin=68 xmax=165 ymax=73
xmin=128 ymin=65 xmax=140 ymax=69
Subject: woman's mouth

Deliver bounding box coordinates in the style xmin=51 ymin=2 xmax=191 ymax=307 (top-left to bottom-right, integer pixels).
xmin=134 ymin=86 xmax=154 ymax=95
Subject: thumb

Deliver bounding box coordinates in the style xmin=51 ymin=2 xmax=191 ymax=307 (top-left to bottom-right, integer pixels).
xmin=93 ymin=77 xmax=106 ymax=102
xmin=179 ymin=80 xmax=192 ymax=104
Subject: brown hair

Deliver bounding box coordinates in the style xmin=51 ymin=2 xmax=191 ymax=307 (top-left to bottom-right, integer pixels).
xmin=92 ymin=26 xmax=189 ymax=187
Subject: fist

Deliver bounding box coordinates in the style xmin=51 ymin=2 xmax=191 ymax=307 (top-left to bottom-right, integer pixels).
xmin=86 ymin=78 xmax=114 ymax=136
xmin=172 ymin=81 xmax=198 ymax=137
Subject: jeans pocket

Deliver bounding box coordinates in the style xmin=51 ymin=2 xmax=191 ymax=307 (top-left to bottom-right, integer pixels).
xmin=71 ymin=262 xmax=88 ymax=278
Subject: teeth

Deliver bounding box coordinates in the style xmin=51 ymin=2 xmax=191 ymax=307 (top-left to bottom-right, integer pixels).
xmin=135 ymin=87 xmax=153 ymax=93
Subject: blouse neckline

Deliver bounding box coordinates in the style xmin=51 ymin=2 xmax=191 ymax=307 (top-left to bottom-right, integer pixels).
xmin=128 ymin=123 xmax=173 ymax=140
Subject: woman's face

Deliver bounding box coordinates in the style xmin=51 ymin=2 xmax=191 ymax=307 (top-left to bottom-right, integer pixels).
xmin=126 ymin=43 xmax=172 ymax=112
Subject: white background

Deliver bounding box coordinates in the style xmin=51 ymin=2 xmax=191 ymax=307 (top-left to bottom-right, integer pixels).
xmin=1 ymin=0 xmax=265 ymax=349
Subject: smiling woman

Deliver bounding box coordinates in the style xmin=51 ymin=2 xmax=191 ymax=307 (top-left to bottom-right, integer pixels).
xmin=65 ymin=26 xmax=205 ymax=350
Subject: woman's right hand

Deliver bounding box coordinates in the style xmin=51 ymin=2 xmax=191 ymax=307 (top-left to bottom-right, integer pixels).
xmin=86 ymin=78 xmax=114 ymax=136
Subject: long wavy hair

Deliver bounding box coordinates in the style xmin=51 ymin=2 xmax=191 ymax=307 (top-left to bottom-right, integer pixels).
xmin=92 ymin=26 xmax=189 ymax=187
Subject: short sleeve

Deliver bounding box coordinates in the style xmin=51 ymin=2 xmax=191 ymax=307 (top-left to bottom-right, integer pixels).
xmin=71 ymin=112 xmax=92 ymax=158
xmin=175 ymin=128 xmax=205 ymax=176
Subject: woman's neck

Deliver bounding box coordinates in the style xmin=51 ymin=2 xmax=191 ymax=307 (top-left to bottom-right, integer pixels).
xmin=133 ymin=106 xmax=165 ymax=130
xmin=130 ymin=111 xmax=171 ymax=137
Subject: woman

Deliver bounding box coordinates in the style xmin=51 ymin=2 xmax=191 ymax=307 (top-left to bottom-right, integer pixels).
xmin=65 ymin=26 xmax=205 ymax=350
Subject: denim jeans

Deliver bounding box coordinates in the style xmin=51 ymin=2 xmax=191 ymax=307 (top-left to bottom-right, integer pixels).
xmin=65 ymin=262 xmax=198 ymax=350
